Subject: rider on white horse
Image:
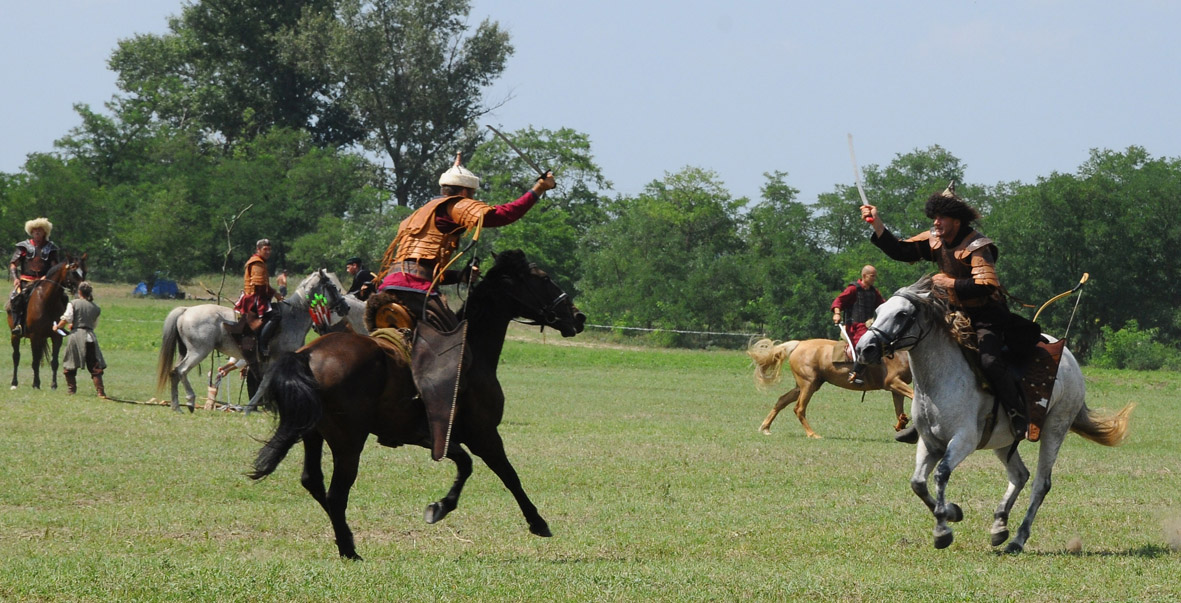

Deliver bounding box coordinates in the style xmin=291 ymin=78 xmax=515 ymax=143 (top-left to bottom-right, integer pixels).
xmin=861 ymin=182 xmax=1039 ymax=443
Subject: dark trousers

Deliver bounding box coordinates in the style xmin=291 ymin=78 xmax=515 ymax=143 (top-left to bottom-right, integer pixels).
xmin=385 ymin=289 xmax=459 ymax=332
xmin=977 ymin=324 xmax=1024 ymax=421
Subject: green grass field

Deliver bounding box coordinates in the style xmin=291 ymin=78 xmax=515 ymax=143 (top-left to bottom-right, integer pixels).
xmin=2 ymin=283 xmax=1179 ymax=601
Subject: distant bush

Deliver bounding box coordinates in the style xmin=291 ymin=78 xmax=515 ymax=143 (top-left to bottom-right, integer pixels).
xmin=1091 ymin=320 xmax=1181 ymax=370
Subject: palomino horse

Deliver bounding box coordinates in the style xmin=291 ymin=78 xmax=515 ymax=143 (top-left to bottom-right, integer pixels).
xmin=7 ymin=255 xmax=87 ymax=390
xmin=155 ymin=269 xmax=361 ymax=411
xmin=856 ymin=276 xmax=1134 ymax=553
xmin=246 ymin=250 xmax=585 ymax=560
xmin=747 ymin=337 xmax=913 ymax=438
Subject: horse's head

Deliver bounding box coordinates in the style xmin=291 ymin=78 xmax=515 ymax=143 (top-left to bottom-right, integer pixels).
xmin=482 ymin=250 xmax=586 ymax=337
xmin=52 ymin=253 xmax=88 ymax=293
xmin=856 ymin=276 xmax=938 ymax=365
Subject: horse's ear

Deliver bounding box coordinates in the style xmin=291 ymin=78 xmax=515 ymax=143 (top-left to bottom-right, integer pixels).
xmin=80 ymin=252 xmax=87 ymax=262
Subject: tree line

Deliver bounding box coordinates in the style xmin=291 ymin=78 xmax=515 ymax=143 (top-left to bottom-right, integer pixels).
xmin=2 ymin=0 xmax=1178 ymax=365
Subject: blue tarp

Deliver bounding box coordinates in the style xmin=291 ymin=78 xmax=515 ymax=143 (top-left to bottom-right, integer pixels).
xmin=152 ymin=280 xmax=180 ymax=298
xmin=132 ymin=282 xmax=149 ymax=297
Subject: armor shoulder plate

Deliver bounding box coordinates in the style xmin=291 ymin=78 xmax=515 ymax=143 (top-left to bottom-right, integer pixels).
xmin=448 ymin=197 xmax=494 ymax=228
xmin=904 ymin=229 xmax=942 ymax=250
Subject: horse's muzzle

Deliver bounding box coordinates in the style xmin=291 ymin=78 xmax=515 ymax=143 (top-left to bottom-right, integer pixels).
xmin=857 ymin=332 xmax=883 ymax=365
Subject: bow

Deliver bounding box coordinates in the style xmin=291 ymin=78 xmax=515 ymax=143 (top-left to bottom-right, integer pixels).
xmin=1033 ymin=272 xmax=1089 ymax=323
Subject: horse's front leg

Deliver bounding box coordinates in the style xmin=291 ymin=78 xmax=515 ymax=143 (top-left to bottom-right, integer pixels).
xmin=425 ymin=446 xmax=473 ymax=524
xmin=759 ymin=387 xmax=799 ymax=435
xmin=989 ymin=447 xmax=1029 ymax=548
xmin=10 ymin=336 xmax=19 ymax=389
xmin=49 ymin=336 xmax=61 ymax=390
xmin=891 ymin=391 xmax=910 ymax=431
xmin=30 ymin=336 xmax=44 ymax=389
xmin=466 ymin=429 xmax=550 ymax=537
xmin=929 ymin=437 xmax=975 ymax=549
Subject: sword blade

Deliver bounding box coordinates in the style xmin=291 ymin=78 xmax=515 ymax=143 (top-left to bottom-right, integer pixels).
xmin=486 ymin=125 xmax=547 ymax=178
xmin=847 ymin=133 xmax=874 ymax=223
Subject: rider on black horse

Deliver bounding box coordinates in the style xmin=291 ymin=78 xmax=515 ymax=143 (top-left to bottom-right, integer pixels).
xmin=369 ymin=152 xmax=555 ymax=460
xmin=9 ymin=217 xmax=60 ymax=335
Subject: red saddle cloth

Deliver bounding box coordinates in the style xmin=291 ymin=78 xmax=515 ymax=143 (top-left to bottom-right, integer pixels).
xmin=1021 ymin=339 xmax=1066 ymax=442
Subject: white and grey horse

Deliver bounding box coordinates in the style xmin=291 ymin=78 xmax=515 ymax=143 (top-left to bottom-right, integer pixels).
xmin=855 ymin=276 xmax=1134 ymax=553
xmin=155 ymin=269 xmax=365 ymax=411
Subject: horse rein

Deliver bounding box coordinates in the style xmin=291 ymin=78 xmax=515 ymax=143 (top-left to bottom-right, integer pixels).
xmin=507 ymin=270 xmax=570 ymax=330
xmin=867 ymin=292 xmax=930 ymax=357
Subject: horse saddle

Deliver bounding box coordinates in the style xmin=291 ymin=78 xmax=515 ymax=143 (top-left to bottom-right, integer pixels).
xmin=411 ymin=320 xmax=468 ymax=461
xmin=959 ymin=337 xmax=1066 ymax=442
xmin=1019 ymin=339 xmax=1066 ymax=442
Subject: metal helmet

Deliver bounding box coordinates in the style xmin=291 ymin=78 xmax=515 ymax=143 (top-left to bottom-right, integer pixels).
xmin=438 ymin=152 xmax=480 ymax=190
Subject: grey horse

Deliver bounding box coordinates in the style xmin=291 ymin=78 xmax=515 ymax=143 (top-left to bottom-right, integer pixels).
xmin=856 ymin=276 xmax=1135 ymax=553
xmin=155 ymin=269 xmax=363 ymax=411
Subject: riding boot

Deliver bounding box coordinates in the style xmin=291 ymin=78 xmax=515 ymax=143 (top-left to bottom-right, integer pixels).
xmin=91 ymin=371 xmax=107 ymax=399
xmin=894 ymin=424 xmax=918 ymax=444
xmin=10 ymin=306 xmax=23 ymax=334
xmin=64 ymin=370 xmax=77 ymax=395
xmin=258 ymin=317 xmax=279 ymax=357
xmin=848 ymin=362 xmax=867 ymax=385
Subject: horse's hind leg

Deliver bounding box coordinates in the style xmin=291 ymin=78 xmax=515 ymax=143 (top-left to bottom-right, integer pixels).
xmin=759 ymin=388 xmax=799 ymax=435
xmin=172 ymin=354 xmax=203 ymax=412
xmin=300 ymin=431 xmax=329 ymax=511
xmin=323 ymin=441 xmax=364 ymax=560
xmin=466 ymin=431 xmax=551 ymax=537
xmin=1005 ymin=433 xmax=1066 ymax=554
xmin=989 ymin=447 xmax=1029 ymax=548
xmin=425 ymin=446 xmax=474 ymax=524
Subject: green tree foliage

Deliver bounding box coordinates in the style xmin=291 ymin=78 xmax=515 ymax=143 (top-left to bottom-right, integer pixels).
xmin=287 ymin=0 xmax=513 ymax=206
xmin=109 ymin=0 xmax=360 ymax=147
xmin=738 ymin=171 xmax=836 ymax=339
xmin=468 ymin=126 xmax=612 ymax=295
xmin=578 ymin=167 xmax=746 ymax=343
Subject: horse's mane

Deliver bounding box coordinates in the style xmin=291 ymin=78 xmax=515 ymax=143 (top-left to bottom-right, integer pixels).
xmin=896 ymin=275 xmax=976 ymax=349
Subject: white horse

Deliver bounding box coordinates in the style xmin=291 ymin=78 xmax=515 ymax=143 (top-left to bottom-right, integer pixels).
xmin=155 ymin=269 xmax=365 ymax=411
xmin=855 ymin=276 xmax=1134 ymax=553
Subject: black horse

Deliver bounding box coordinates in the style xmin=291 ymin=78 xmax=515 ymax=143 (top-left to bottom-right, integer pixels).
xmin=247 ymin=250 xmax=585 ymax=559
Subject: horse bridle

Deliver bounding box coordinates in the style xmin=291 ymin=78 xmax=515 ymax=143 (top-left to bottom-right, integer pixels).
xmin=507 ymin=268 xmax=571 ymax=329
xmin=866 ymin=291 xmax=930 ymax=357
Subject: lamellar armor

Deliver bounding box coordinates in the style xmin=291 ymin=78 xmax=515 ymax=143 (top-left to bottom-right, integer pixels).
xmin=391 ymin=196 xmax=493 ymax=278
xmin=10 ymin=240 xmax=60 ymax=282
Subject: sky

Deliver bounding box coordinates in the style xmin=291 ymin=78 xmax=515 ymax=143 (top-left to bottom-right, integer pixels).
xmin=3 ymin=0 xmax=1180 ymax=205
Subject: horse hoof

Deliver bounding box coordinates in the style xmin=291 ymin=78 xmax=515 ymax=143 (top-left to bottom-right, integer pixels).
xmin=760 ymin=427 xmax=771 ymax=435
xmin=990 ymin=530 xmax=1010 ymax=547
xmin=9 ymin=385 xmax=15 ymax=390
xmin=946 ymin=503 xmax=963 ymax=523
xmin=424 ymin=502 xmax=448 ymax=524
xmin=340 ymin=551 xmax=364 ymax=561
xmin=934 ymin=532 xmax=954 ymax=549
xmin=1003 ymin=542 xmax=1023 ymax=555
xmin=529 ymin=521 xmax=552 ymax=537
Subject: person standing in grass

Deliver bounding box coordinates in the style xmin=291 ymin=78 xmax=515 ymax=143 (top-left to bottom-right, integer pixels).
xmin=56 ymin=281 xmax=106 ymax=398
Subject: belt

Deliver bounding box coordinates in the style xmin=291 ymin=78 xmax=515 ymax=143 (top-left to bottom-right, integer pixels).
xmin=390 ymin=259 xmax=436 ymax=280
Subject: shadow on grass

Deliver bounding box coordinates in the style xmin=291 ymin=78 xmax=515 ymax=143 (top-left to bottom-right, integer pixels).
xmin=1014 ymin=543 xmax=1175 ymax=558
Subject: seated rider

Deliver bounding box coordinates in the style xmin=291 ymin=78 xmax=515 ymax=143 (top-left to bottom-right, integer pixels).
xmin=233 ymin=239 xmax=283 ymax=357
xmin=369 ymin=153 xmax=554 ymax=461
xmin=345 ymin=257 xmax=376 ymax=300
xmin=862 ymin=182 xmax=1035 ymax=442
xmin=9 ymin=217 xmax=60 ymax=335
xmin=831 ymin=264 xmax=886 ymax=384
xmin=371 ymin=153 xmax=555 ymax=333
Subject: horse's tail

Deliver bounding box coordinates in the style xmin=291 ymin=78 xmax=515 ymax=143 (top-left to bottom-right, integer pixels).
xmin=747 ymin=338 xmax=801 ymax=389
xmin=155 ymin=307 xmax=186 ymax=393
xmin=1070 ymin=402 xmax=1136 ymax=447
xmin=248 ymin=351 xmax=323 ymax=480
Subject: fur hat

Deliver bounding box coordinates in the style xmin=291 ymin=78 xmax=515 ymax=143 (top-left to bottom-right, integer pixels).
xmin=924 ymin=180 xmax=980 ymax=223
xmin=25 ymin=217 xmax=52 ymax=237
xmin=438 ymin=152 xmax=480 ymax=190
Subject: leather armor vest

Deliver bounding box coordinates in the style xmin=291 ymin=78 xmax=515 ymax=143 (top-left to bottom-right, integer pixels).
xmin=13 ymin=240 xmax=59 ymax=280
xmin=243 ymin=255 xmax=271 ymax=297
xmin=906 ymin=229 xmax=1002 ymax=306
xmin=850 ymin=285 xmax=879 ymax=324
xmin=392 ymin=196 xmax=492 ymax=276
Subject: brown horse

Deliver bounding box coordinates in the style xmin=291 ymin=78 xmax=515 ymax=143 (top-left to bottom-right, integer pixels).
xmin=747 ymin=337 xmax=913 ymax=439
xmin=7 ymin=255 xmax=87 ymax=390
xmin=247 ymin=250 xmax=585 ymax=560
